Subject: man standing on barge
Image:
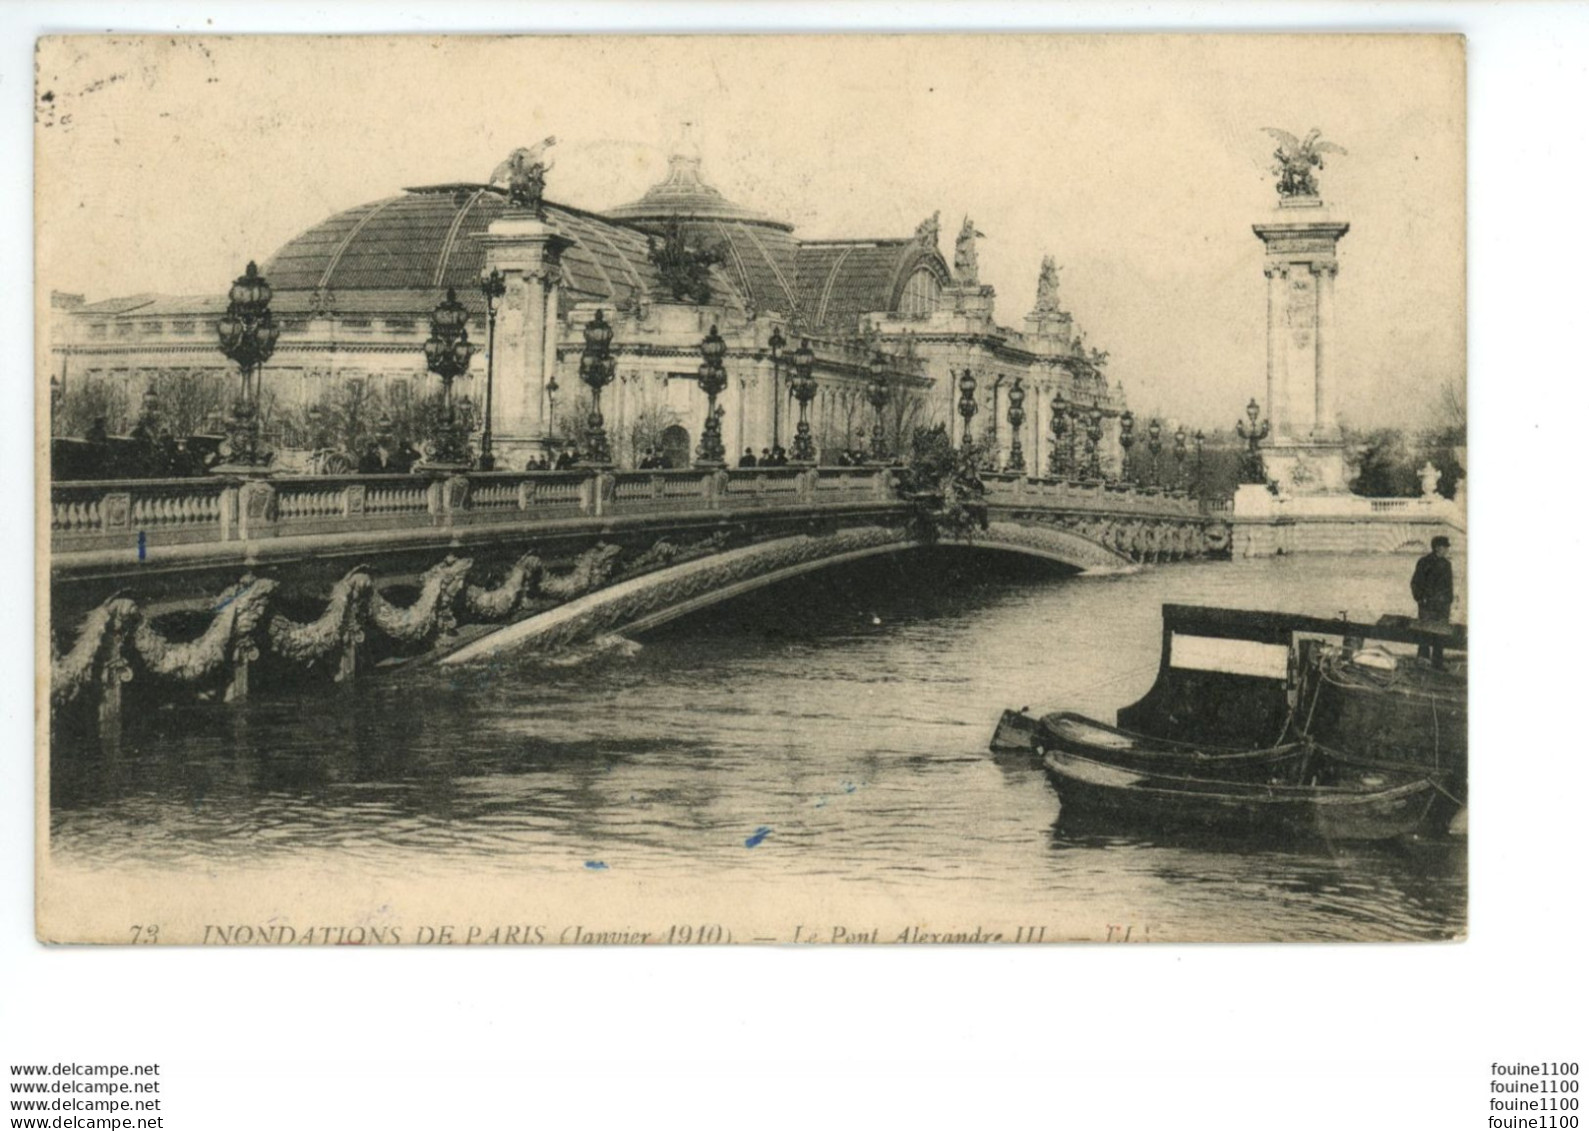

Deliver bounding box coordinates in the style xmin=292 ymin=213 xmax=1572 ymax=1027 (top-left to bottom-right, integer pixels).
xmin=1411 ymin=535 xmax=1455 ymax=669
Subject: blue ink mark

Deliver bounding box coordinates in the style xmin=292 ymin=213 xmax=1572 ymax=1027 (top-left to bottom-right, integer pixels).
xmin=814 ymin=797 xmax=827 ymax=808
xmin=212 ymin=579 xmax=257 ymax=613
xmin=136 ymin=530 xmax=147 ymax=562
xmin=584 ymin=860 xmax=608 ymax=870
xmin=744 ymin=826 xmax=772 ymax=848
xmin=842 ymin=781 xmax=858 ymax=794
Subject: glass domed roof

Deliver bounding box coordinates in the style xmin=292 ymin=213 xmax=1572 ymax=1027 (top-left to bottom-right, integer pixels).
xmin=260 ymin=187 xmax=740 ymax=314
xmin=604 ymin=154 xmax=792 ymax=232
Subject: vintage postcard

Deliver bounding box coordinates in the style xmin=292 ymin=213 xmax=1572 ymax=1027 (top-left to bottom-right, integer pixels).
xmin=37 ymin=34 xmax=1466 ymax=944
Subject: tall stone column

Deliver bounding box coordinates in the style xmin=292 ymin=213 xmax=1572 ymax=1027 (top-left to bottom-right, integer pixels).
xmin=480 ymin=212 xmax=573 ymax=466
xmin=1253 ymin=198 xmax=1350 ymax=492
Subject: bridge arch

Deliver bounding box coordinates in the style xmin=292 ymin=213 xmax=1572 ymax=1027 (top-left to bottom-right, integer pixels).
xmin=440 ymin=520 xmax=1133 ymax=664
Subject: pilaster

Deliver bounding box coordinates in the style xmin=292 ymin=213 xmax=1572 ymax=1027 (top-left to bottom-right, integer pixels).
xmin=480 ymin=212 xmax=575 ymax=467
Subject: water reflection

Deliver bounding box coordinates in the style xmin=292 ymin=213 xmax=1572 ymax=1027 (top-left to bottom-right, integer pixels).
xmin=51 ymin=549 xmax=1465 ymax=940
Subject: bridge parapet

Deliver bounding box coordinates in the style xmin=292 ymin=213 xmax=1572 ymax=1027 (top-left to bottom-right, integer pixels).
xmin=49 ymin=466 xmax=898 ymax=559
xmin=981 ymin=472 xmax=1207 ymax=518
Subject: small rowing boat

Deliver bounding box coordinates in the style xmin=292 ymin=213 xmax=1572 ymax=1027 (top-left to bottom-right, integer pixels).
xmin=1030 ymin=710 xmax=1311 ymax=782
xmin=1042 ymin=750 xmax=1439 ymax=843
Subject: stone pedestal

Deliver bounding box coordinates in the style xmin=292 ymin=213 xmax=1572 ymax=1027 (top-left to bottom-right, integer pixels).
xmin=479 ymin=212 xmax=574 ymax=470
xmin=1253 ymin=196 xmax=1351 ymax=493
xmin=1261 ymin=436 xmax=1354 ymax=495
xmin=944 ymin=282 xmax=997 ymax=326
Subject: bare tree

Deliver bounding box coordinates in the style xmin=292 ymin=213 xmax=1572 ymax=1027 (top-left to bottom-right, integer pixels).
xmin=1436 ymin=376 xmax=1466 ymax=442
xmin=555 ymin=389 xmax=595 ymax=457
xmin=882 ymin=381 xmax=930 ymax=459
xmin=55 ymin=375 xmax=130 ymax=438
xmin=149 ymin=369 xmax=231 ymax=438
xmin=277 ymin=380 xmax=425 ymax=458
xmin=624 ymin=401 xmax=682 ymax=468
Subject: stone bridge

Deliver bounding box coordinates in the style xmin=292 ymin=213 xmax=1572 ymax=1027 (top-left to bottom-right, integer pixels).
xmin=48 ymin=466 xmax=1229 ymax=741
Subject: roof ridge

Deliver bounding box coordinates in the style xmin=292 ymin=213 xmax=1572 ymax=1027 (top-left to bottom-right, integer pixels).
xmin=736 ymin=223 xmax=799 ymax=316
xmin=799 ymin=237 xmax=911 ymax=248
xmin=432 ymin=189 xmax=487 ymax=289
xmin=814 ymin=247 xmax=854 ymax=327
xmin=317 ymin=196 xmax=402 ymax=292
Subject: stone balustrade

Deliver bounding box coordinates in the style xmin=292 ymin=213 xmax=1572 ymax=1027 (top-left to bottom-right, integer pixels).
xmin=980 ymin=472 xmax=1206 ymax=517
xmin=49 ymin=466 xmax=905 ymax=557
xmin=1230 ymin=483 xmax=1464 ymax=524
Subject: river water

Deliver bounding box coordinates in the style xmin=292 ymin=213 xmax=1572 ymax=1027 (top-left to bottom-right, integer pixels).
xmin=50 ymin=551 xmax=1466 ymax=942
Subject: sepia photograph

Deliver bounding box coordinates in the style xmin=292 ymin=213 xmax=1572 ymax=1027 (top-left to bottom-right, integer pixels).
xmin=37 ymin=33 xmax=1467 ymax=945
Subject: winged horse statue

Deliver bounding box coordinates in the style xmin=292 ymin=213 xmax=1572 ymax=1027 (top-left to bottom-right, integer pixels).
xmin=1262 ymin=127 xmax=1347 ymax=198
xmin=490 ymin=137 xmax=558 ymax=212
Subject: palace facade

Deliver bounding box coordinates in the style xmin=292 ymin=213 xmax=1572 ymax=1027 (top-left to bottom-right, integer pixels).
xmin=50 ymin=146 xmax=1129 ymax=472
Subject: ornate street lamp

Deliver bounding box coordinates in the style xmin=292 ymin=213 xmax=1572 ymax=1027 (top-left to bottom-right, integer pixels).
xmin=49 ymin=375 xmax=62 ymax=431
xmin=422 ymin=287 xmax=476 ymax=468
xmin=1146 ymin=418 xmax=1164 ymax=489
xmin=768 ymin=326 xmax=786 ymax=450
xmin=866 ymin=352 xmax=890 ymax=463
xmin=1047 ymin=389 xmax=1068 ymax=479
xmin=579 ymin=309 xmax=616 ymax=465
xmin=695 ymin=324 xmax=729 ymax=466
xmin=789 ymin=338 xmax=817 ymax=463
xmin=1236 ymin=396 xmax=1270 ymax=484
xmin=1005 ymin=379 xmax=1026 ymax=473
xmin=1118 ymin=409 xmax=1136 ymax=485
xmin=957 ymin=370 xmax=979 ymax=451
xmin=1067 ymin=404 xmax=1082 ymax=480
xmin=478 ymin=268 xmax=506 ymax=470
xmin=1085 ymin=408 xmax=1104 ymax=481
xmin=1173 ymin=425 xmax=1189 ymax=491
xmin=215 ymin=260 xmax=281 ymax=471
xmin=1194 ymin=428 xmax=1206 ymax=497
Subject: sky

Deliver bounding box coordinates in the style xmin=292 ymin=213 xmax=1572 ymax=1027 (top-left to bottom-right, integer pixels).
xmin=34 ymin=34 xmax=1464 ymax=430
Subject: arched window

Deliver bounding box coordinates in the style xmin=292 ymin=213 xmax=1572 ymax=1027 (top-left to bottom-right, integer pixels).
xmin=897 ymin=267 xmax=942 ymax=317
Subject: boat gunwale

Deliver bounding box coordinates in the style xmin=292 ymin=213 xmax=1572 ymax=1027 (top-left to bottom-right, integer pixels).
xmin=1041 ymin=750 xmax=1436 ymax=802
xmin=1039 ymin=710 xmax=1309 ymax=760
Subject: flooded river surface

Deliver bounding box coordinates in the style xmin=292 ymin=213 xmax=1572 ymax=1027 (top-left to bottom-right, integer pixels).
xmin=51 ymin=551 xmax=1466 ymax=942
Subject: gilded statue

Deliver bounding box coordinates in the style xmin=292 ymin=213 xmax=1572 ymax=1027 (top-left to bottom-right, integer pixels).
xmin=490 ymin=137 xmax=558 ymax=213
xmin=1263 ymin=127 xmax=1346 ymax=199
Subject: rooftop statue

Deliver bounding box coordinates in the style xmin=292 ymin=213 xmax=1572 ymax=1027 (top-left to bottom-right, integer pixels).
xmin=491 ymin=137 xmax=558 ymax=213
xmin=646 ymin=215 xmax=725 ymax=305
xmin=914 ymin=211 xmax=940 ymax=251
xmin=1034 ymin=255 xmax=1062 ymax=314
xmin=1262 ymin=127 xmax=1346 ymax=199
xmin=954 ymin=216 xmax=984 ymax=284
